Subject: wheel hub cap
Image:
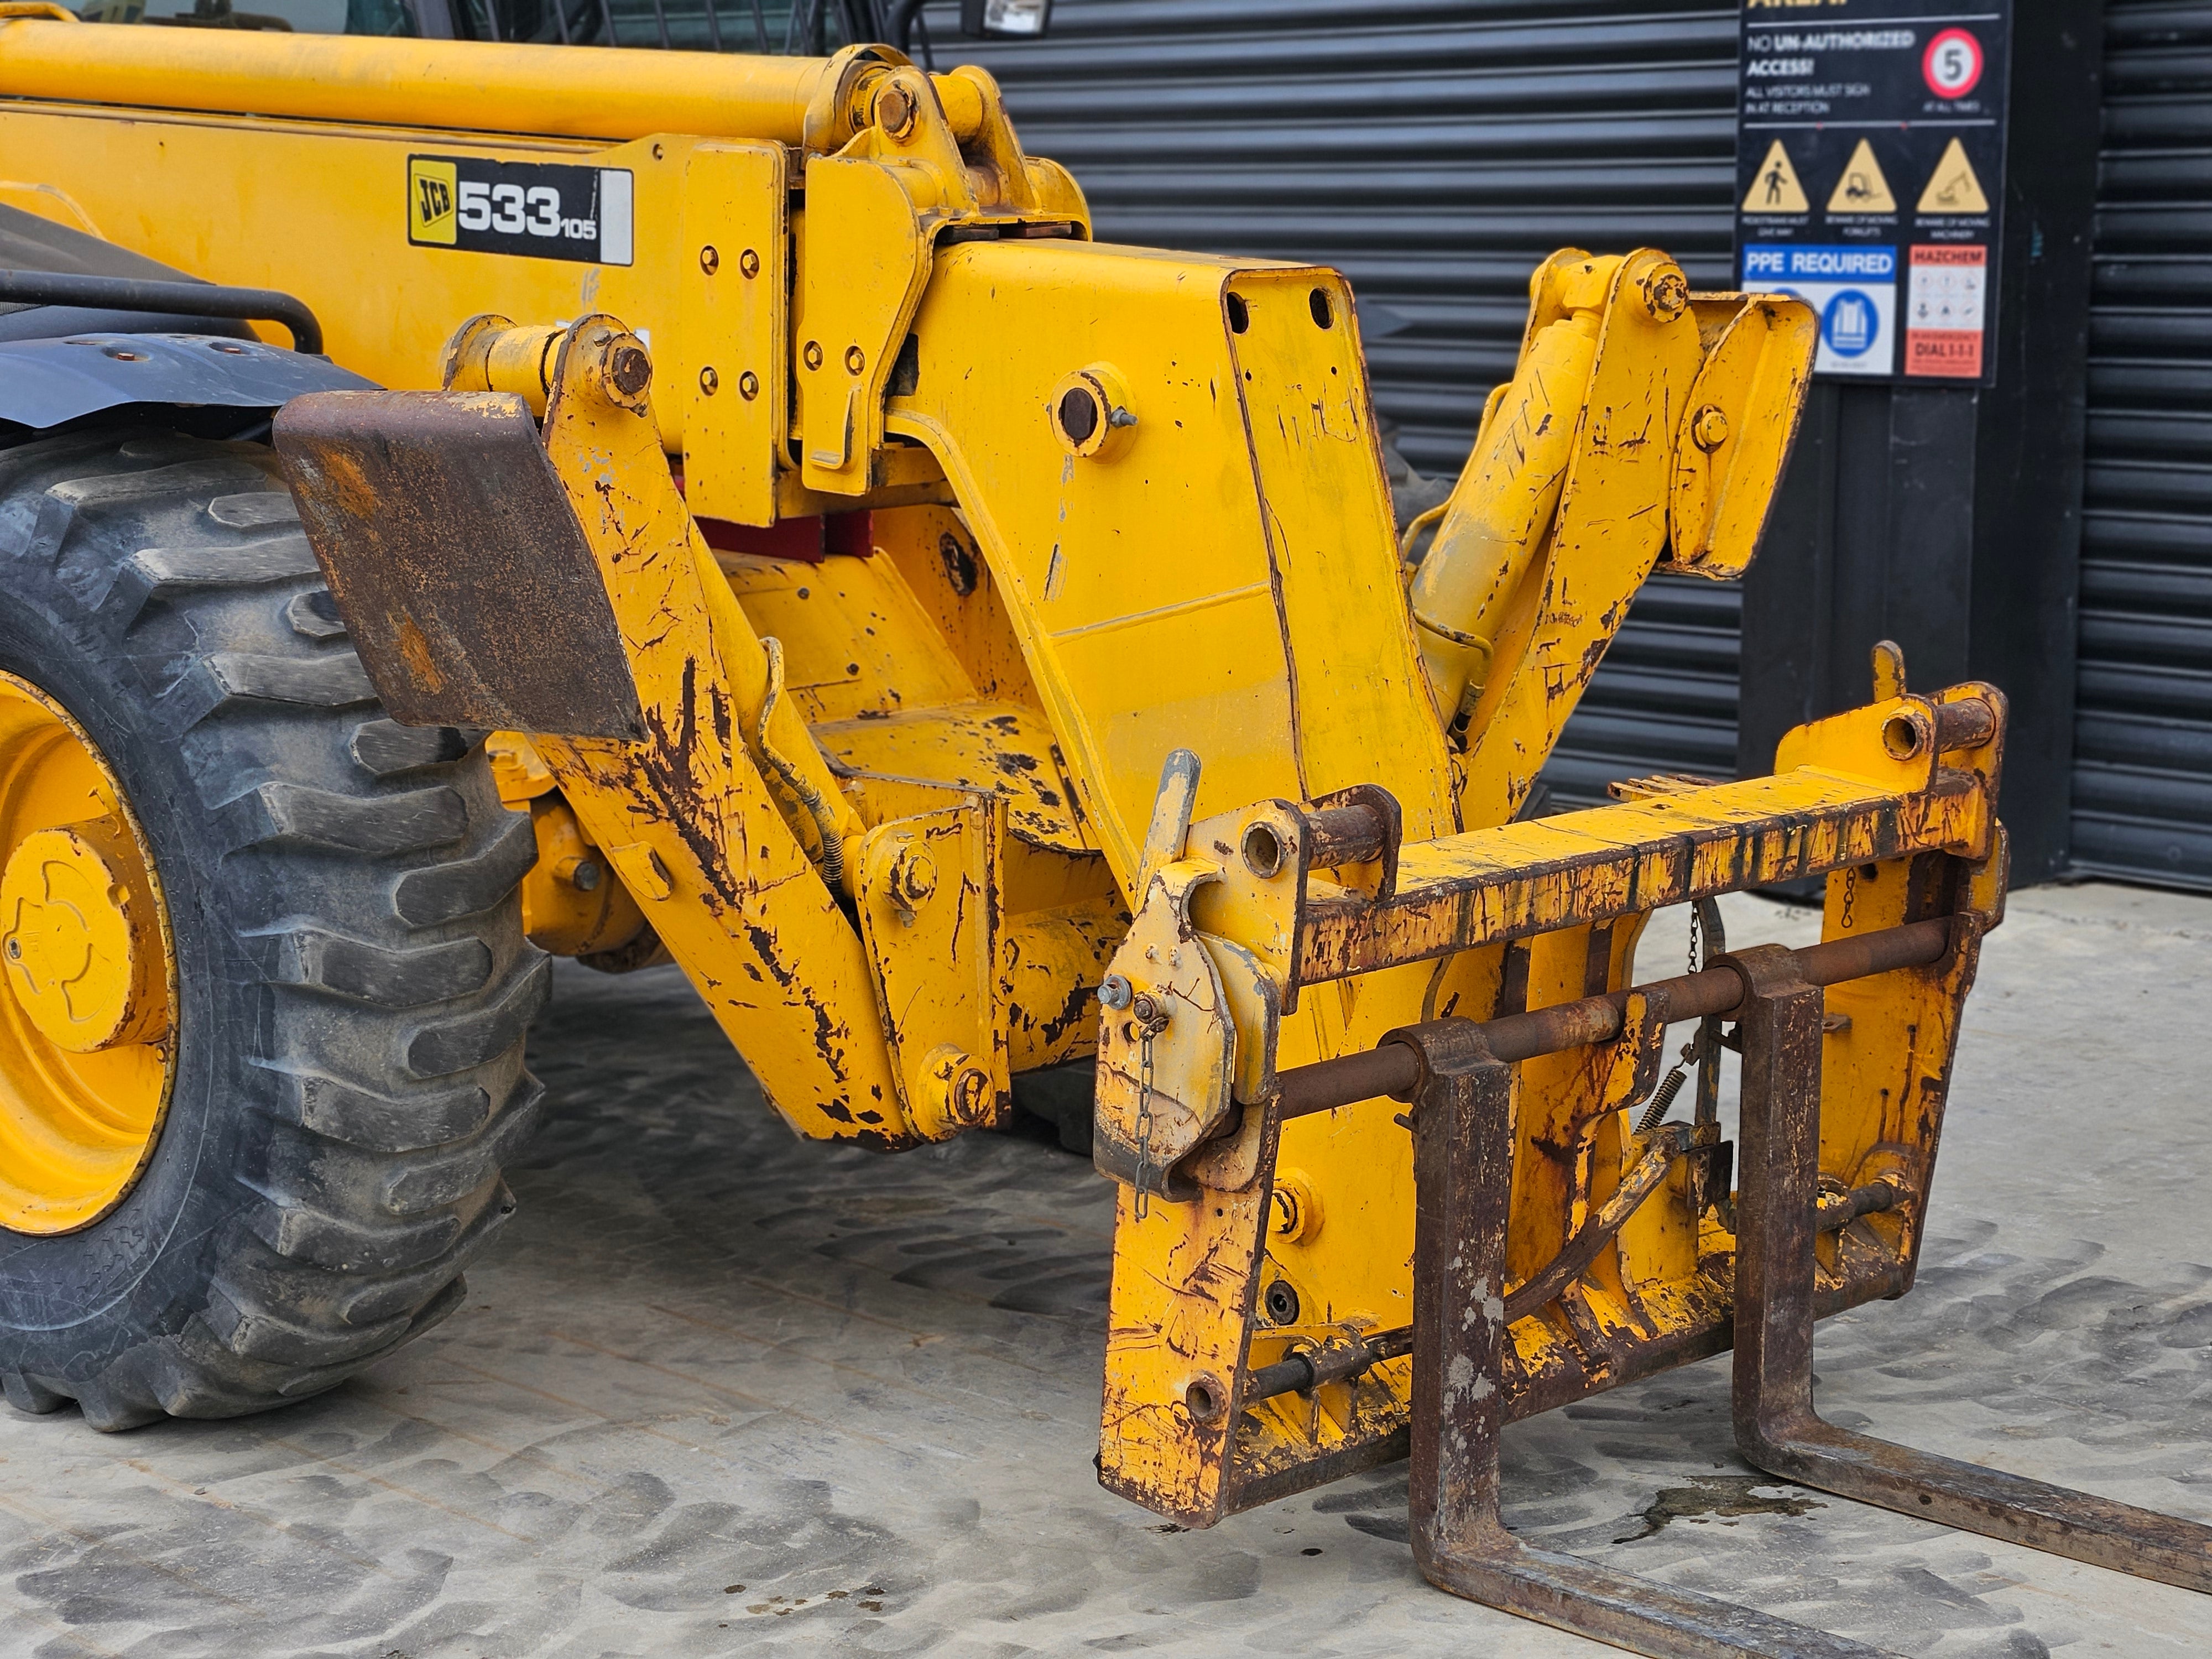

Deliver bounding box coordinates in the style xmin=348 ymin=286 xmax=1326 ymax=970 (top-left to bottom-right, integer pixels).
xmin=2 ymin=821 xmax=167 ymax=1054
xmin=0 ymin=672 xmax=176 ymax=1235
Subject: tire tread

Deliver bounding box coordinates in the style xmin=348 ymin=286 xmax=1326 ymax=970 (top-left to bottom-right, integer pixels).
xmin=0 ymin=430 xmax=543 ymax=1430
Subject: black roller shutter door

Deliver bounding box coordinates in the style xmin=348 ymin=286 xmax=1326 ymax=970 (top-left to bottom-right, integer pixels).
xmin=956 ymin=0 xmax=1744 ymax=808
xmin=2074 ymin=0 xmax=2212 ymax=886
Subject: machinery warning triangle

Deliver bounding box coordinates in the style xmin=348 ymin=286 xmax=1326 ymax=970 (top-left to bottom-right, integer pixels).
xmin=1744 ymin=140 xmax=1809 ymax=213
xmin=1917 ymin=138 xmax=1991 ymax=214
xmin=1827 ymin=139 xmax=1898 ymax=213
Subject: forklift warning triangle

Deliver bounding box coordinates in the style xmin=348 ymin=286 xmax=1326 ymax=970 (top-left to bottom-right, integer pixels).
xmin=1744 ymin=140 xmax=1809 ymax=213
xmin=1827 ymin=139 xmax=1898 ymax=214
xmin=1917 ymin=138 xmax=1991 ymax=214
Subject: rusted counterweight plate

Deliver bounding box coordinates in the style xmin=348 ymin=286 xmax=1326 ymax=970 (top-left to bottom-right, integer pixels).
xmin=273 ymin=390 xmax=645 ymax=740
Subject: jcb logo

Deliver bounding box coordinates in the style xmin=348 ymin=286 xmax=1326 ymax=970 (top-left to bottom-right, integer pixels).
xmin=408 ymin=158 xmax=458 ymax=246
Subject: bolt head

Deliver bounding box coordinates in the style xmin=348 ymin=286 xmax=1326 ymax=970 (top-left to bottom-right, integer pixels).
xmin=896 ymin=851 xmax=937 ymax=905
xmin=1691 ymin=404 xmax=1730 ymax=451
xmin=804 ymin=341 xmax=824 ymax=372
xmin=877 ymin=82 xmax=917 ymax=138
xmin=739 ymin=248 xmax=761 ymax=279
xmin=1098 ymin=973 xmax=1133 ymax=1010
xmin=738 ymin=371 xmax=760 ymax=401
xmin=951 ymin=1063 xmax=992 ymax=1123
xmin=699 ymin=244 xmax=720 ymax=274
xmin=1645 ymin=269 xmax=1691 ymax=322
xmin=607 ymin=343 xmax=653 ymax=399
xmin=699 ymin=366 xmax=720 ymax=396
xmin=844 ymin=345 xmax=866 ymax=377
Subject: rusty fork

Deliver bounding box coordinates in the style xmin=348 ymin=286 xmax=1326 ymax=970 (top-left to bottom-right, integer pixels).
xmin=1399 ymin=1020 xmax=1896 ymax=1659
xmin=1381 ymin=933 xmax=2212 ymax=1658
xmin=1729 ymin=944 xmax=2212 ymax=1595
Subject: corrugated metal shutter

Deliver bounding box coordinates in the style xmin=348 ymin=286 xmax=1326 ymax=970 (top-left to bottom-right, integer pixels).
xmin=2074 ymin=0 xmax=2212 ymax=885
xmin=942 ymin=0 xmax=1744 ymax=807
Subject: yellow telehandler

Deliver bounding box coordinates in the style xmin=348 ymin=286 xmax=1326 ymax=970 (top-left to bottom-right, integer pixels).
xmin=0 ymin=17 xmax=2203 ymax=1655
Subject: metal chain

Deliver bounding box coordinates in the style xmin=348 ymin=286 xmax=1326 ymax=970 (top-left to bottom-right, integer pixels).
xmin=1635 ymin=899 xmax=1717 ymax=1136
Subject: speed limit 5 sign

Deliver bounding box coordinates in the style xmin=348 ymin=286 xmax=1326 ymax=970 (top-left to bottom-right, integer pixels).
xmin=1923 ymin=29 xmax=1986 ymax=99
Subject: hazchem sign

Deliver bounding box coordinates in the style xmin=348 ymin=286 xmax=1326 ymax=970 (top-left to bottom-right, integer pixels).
xmin=1735 ymin=0 xmax=2010 ymax=384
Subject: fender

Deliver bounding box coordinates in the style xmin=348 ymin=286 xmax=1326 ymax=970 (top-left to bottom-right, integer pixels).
xmin=0 ymin=331 xmax=373 ymax=434
xmin=0 ymin=201 xmax=371 ymax=431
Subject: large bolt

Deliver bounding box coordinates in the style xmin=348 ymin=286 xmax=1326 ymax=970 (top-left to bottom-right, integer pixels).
xmin=895 ymin=849 xmax=937 ymax=907
xmin=1644 ymin=268 xmax=1691 ymax=322
xmin=554 ymin=854 xmax=602 ymax=892
xmin=608 ymin=343 xmax=653 ymax=399
xmin=1270 ymin=1169 xmax=1324 ymax=1244
xmin=877 ymin=81 xmax=917 ymax=139
xmin=1691 ymin=404 xmax=1730 ymax=452
xmin=1098 ymin=973 xmax=1133 ymax=1010
xmin=949 ymin=1062 xmax=992 ymax=1125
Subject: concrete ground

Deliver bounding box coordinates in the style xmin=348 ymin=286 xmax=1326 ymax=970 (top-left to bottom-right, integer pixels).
xmin=4 ymin=881 xmax=2211 ymax=1658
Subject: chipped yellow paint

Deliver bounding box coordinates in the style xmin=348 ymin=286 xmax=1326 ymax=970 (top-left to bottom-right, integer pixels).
xmin=525 ymin=318 xmax=915 ymax=1145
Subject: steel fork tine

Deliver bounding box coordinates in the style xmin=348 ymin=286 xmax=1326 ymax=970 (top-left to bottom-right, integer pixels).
xmin=1402 ymin=1031 xmax=1901 ymax=1659
xmin=1729 ymin=945 xmax=2212 ymax=1594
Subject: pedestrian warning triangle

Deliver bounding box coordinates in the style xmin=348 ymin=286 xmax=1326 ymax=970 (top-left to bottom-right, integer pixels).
xmin=1917 ymin=138 xmax=1991 ymax=214
xmin=1743 ymin=140 xmax=1809 ymax=214
xmin=1827 ymin=139 xmax=1898 ymax=213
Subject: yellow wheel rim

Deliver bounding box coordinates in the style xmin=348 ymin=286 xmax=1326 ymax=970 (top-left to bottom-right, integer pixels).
xmin=0 ymin=671 xmax=176 ymax=1234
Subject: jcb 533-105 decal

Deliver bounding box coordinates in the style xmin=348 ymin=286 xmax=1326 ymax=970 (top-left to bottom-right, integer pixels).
xmin=408 ymin=156 xmax=634 ymax=267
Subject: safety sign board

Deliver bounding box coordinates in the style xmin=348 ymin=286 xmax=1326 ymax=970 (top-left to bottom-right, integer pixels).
xmin=1743 ymin=244 xmax=1899 ymax=377
xmin=1906 ymin=243 xmax=1987 ymax=377
xmin=1827 ymin=139 xmax=1897 ymax=213
xmin=1735 ymin=0 xmax=2009 ymax=384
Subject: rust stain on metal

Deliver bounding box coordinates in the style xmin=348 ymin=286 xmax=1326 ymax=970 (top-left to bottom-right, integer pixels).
xmin=273 ymin=390 xmax=644 ymax=738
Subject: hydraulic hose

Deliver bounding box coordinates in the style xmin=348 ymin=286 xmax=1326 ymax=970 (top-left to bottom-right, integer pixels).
xmin=755 ymin=636 xmax=848 ymax=892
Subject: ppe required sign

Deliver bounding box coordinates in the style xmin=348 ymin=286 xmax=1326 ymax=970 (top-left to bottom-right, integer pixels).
xmin=1734 ymin=0 xmax=2008 ymax=384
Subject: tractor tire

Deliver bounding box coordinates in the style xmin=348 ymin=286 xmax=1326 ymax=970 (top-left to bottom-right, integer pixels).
xmin=0 ymin=426 xmax=546 ymax=1429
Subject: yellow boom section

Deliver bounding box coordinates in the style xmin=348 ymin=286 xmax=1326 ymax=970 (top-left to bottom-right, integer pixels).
xmin=0 ymin=16 xmax=992 ymax=147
